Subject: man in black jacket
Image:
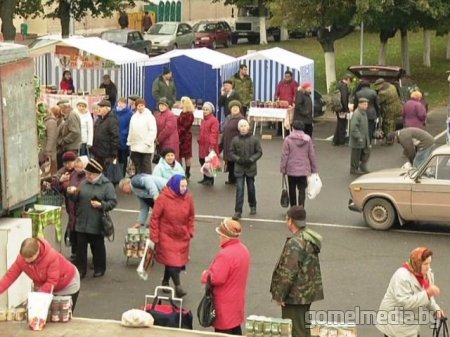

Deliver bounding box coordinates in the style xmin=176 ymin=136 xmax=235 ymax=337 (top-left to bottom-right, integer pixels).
xmin=218 ymin=80 xmax=241 ymax=124
xmin=100 ymin=75 xmax=118 ymax=108
xmin=333 ymin=73 xmax=352 ymax=146
xmin=294 ymin=83 xmax=313 ymax=137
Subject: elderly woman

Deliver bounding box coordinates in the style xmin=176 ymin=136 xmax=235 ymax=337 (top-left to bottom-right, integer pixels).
xmin=376 ymin=247 xmax=443 ymax=337
xmin=198 ymin=101 xmax=220 ymax=186
xmin=153 ymin=148 xmax=185 ymax=180
xmin=178 ymin=97 xmax=195 ymax=180
xmin=41 ymin=105 xmax=62 ymax=175
xmin=150 ymin=174 xmax=195 ymax=298
xmin=76 ymin=99 xmax=94 ymax=157
xmin=67 ymin=159 xmax=117 ymax=279
xmin=219 ymin=100 xmax=245 ymax=185
xmin=402 ymin=91 xmax=427 ymax=129
xmin=155 ymin=97 xmax=180 ymax=161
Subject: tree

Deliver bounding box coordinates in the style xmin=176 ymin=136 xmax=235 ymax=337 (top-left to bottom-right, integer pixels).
xmin=0 ymin=0 xmax=18 ymax=41
xmin=270 ymin=0 xmax=356 ymax=91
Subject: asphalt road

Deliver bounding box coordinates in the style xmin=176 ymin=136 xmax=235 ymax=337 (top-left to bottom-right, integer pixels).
xmin=65 ymin=106 xmax=450 ymax=337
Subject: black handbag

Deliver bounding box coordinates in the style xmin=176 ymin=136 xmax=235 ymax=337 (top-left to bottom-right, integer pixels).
xmin=152 ymin=146 xmax=161 ymax=165
xmin=106 ymin=159 xmax=123 ymax=185
xmin=197 ymin=274 xmax=216 ymax=327
xmin=433 ymin=317 xmax=449 ymax=337
xmin=145 ymin=295 xmax=193 ymax=329
xmin=280 ymin=175 xmax=289 ymax=208
xmin=101 ymin=211 xmax=115 ymax=242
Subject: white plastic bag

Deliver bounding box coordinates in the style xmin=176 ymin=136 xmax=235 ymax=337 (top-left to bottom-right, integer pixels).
xmin=121 ymin=309 xmax=154 ymax=328
xmin=401 ymin=161 xmax=412 ymax=170
xmin=27 ymin=291 xmax=53 ymax=330
xmin=307 ymin=173 xmax=322 ymax=200
xmin=136 ymin=239 xmax=155 ymax=281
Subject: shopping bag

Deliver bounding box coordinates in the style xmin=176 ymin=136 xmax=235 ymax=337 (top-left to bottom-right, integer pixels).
xmin=28 ymin=292 xmax=53 ymax=331
xmin=121 ymin=309 xmax=154 ymax=328
xmin=197 ymin=275 xmax=216 ymax=327
xmin=200 ymin=150 xmax=222 ymax=177
xmin=101 ymin=211 xmax=115 ymax=241
xmin=433 ymin=317 xmax=449 ymax=337
xmin=144 ymin=295 xmax=193 ymax=329
xmin=106 ymin=158 xmax=123 ymax=184
xmin=126 ymin=157 xmax=136 ymax=177
xmin=136 ymin=239 xmax=156 ymax=281
xmin=280 ymin=175 xmax=289 ymax=208
xmin=307 ymin=173 xmax=322 ymax=200
xmin=152 ymin=146 xmax=161 ymax=165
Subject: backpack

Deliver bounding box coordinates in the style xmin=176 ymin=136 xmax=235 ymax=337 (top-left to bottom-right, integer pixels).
xmin=331 ymin=89 xmax=343 ymax=112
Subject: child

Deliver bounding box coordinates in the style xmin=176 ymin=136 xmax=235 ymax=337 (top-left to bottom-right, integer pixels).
xmin=230 ymin=119 xmax=263 ymax=219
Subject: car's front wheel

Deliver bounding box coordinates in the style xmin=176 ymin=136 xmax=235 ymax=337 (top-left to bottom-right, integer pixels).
xmin=363 ymin=198 xmax=397 ymax=230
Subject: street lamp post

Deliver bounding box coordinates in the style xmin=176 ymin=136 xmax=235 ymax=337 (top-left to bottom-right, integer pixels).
xmin=447 ymin=71 xmax=450 ymax=144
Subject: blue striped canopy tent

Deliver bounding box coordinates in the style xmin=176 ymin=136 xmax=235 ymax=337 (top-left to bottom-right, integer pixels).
xmin=31 ymin=36 xmax=151 ymax=102
xmin=220 ymin=47 xmax=314 ymax=103
xmin=144 ymin=48 xmax=236 ymax=110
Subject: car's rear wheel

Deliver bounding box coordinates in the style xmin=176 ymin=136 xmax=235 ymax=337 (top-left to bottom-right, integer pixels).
xmin=363 ymin=198 xmax=397 ymax=230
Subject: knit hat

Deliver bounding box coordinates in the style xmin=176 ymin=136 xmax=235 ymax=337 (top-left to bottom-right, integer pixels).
xmin=62 ymin=151 xmax=77 ymax=162
xmin=287 ymin=206 xmax=306 ymax=227
xmin=302 ymin=82 xmax=312 ymax=90
xmin=84 ymin=159 xmax=103 ymax=174
xmin=238 ymin=119 xmax=249 ymax=129
xmin=215 ymin=218 xmax=242 ymax=239
xmin=202 ymin=101 xmax=215 ymax=114
xmin=160 ymin=148 xmax=176 ymax=158
xmin=76 ymin=99 xmax=88 ymax=107
xmin=292 ymin=120 xmax=305 ymax=131
xmin=98 ymin=99 xmax=111 ymax=107
xmin=158 ymin=97 xmax=170 ymax=108
xmin=162 ymin=66 xmax=171 ymax=75
xmin=228 ymin=100 xmax=242 ymax=110
xmin=77 ymin=155 xmax=89 ymax=169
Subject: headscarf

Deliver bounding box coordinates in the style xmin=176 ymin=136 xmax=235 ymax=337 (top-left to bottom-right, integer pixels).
xmin=402 ymin=247 xmax=431 ymax=289
xmin=166 ymin=174 xmax=187 ymax=196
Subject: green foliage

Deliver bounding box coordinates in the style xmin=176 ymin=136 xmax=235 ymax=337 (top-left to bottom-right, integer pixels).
xmin=16 ymin=0 xmax=43 ymax=19
xmin=36 ymin=103 xmax=47 ymax=152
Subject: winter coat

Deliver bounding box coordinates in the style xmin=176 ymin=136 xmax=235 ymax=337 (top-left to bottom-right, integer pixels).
xmin=294 ymin=90 xmax=313 ymax=124
xmin=153 ymin=158 xmax=185 ymax=180
xmin=378 ymin=83 xmax=402 ymax=120
xmin=230 ymin=72 xmax=254 ymax=107
xmin=280 ymin=130 xmax=318 ymax=177
xmin=177 ymin=111 xmax=194 ymax=158
xmin=338 ymin=81 xmax=350 ymax=113
xmin=230 ymin=133 xmax=263 ymax=177
xmin=349 ymin=108 xmax=370 ymax=149
xmin=402 ymin=99 xmax=426 ymax=129
xmin=152 ymin=76 xmax=177 ymax=107
xmin=71 ymin=174 xmax=117 ymax=235
xmin=275 ymin=79 xmax=298 ymax=105
xmin=354 ymin=87 xmax=379 ymax=120
xmin=220 ymin=114 xmax=245 ymax=161
xmin=114 ymin=105 xmax=133 ymax=150
xmin=270 ymin=228 xmax=324 ymax=305
xmin=218 ymin=90 xmax=242 ymax=117
xmin=376 ymin=267 xmax=440 ymax=337
xmin=127 ymin=108 xmax=157 ymax=154
xmin=201 ymin=239 xmax=250 ymax=330
xmin=0 ymin=239 xmax=77 ymax=294
xmin=397 ymin=127 xmax=435 ymax=164
xmin=131 ymin=174 xmax=167 ymax=225
xmin=150 ymin=187 xmax=195 ymax=267
xmin=60 ymin=78 xmax=75 ymax=92
xmin=155 ymin=110 xmax=180 ymax=161
xmin=99 ymin=81 xmax=117 ymax=107
xmin=58 ymin=111 xmax=81 ymax=152
xmin=43 ymin=114 xmax=59 ymax=162
xmin=93 ymin=111 xmax=119 ymax=159
xmin=76 ymin=111 xmax=94 ymax=147
xmin=198 ymin=113 xmax=220 ymax=159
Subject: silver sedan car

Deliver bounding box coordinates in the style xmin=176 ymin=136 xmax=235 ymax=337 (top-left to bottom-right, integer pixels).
xmin=143 ymin=22 xmax=195 ymax=55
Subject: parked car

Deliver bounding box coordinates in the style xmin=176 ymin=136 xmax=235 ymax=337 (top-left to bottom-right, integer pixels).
xmin=143 ymin=22 xmax=195 ymax=55
xmin=192 ymin=21 xmax=232 ymax=49
xmin=348 ymin=145 xmax=450 ymax=230
xmin=100 ymin=29 xmax=151 ymax=56
xmin=288 ymin=27 xmax=318 ymax=39
xmin=313 ymin=90 xmax=325 ymax=118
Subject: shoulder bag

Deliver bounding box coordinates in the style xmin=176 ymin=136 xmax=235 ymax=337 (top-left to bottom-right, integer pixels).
xmin=152 ymin=146 xmax=161 ymax=165
xmin=101 ymin=211 xmax=115 ymax=242
xmin=197 ymin=274 xmax=216 ymax=327
xmin=280 ymin=175 xmax=289 ymax=208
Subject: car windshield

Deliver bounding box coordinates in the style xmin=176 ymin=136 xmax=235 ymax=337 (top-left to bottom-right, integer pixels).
xmin=195 ymin=23 xmax=217 ymax=33
xmin=148 ymin=23 xmax=176 ymax=35
xmin=101 ymin=32 xmax=127 ymax=44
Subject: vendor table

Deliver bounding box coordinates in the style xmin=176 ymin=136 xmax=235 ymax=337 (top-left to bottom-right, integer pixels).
xmin=172 ymin=108 xmax=204 ymax=126
xmin=41 ymin=93 xmax=105 ymax=112
xmin=247 ymin=107 xmax=291 ymax=138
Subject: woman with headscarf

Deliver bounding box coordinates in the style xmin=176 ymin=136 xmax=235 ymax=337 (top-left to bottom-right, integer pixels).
xmin=376 ymin=247 xmax=444 ymax=337
xmin=402 ymin=91 xmax=427 ymax=129
xmin=150 ymin=174 xmax=195 ymax=298
xmin=152 ymin=148 xmax=185 ymax=180
xmin=177 ymin=96 xmax=195 ymax=180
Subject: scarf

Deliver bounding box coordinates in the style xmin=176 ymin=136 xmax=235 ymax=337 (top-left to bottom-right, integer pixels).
xmin=166 ymin=174 xmax=187 ymax=196
xmin=402 ymin=247 xmax=430 ymax=289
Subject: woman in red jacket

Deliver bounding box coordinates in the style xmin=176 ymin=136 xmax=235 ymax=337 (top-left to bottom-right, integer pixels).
xmin=60 ymin=70 xmax=75 ymax=93
xmin=0 ymin=238 xmax=80 ymax=311
xmin=177 ymin=97 xmax=195 ymax=180
xmin=197 ymin=101 xmax=220 ymax=186
xmin=155 ymin=97 xmax=180 ymax=161
xmin=150 ymin=174 xmax=195 ymax=298
xmin=201 ymin=218 xmax=251 ymax=335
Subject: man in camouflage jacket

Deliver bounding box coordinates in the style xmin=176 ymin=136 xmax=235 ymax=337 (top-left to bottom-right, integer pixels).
xmin=270 ymin=206 xmax=324 ymax=337
xmin=229 ymin=64 xmax=254 ymax=115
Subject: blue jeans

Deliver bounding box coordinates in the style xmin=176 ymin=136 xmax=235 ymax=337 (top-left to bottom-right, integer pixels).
xmin=413 ymin=146 xmax=434 ymax=168
xmin=235 ymin=175 xmax=256 ymax=213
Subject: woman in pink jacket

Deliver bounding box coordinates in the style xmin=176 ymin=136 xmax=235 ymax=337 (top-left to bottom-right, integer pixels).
xmin=155 ymin=97 xmax=180 ymax=161
xmin=197 ymin=102 xmax=220 ymax=186
xmin=201 ymin=218 xmax=250 ymax=335
xmin=402 ymin=91 xmax=427 ymax=129
xmin=150 ymin=174 xmax=195 ymax=298
xmin=0 ymin=238 xmax=80 ymax=311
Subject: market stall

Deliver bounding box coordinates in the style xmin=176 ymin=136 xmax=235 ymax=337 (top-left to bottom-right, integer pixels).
xmin=248 ymin=107 xmax=292 ymax=138
xmin=31 ymin=36 xmax=151 ymax=108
